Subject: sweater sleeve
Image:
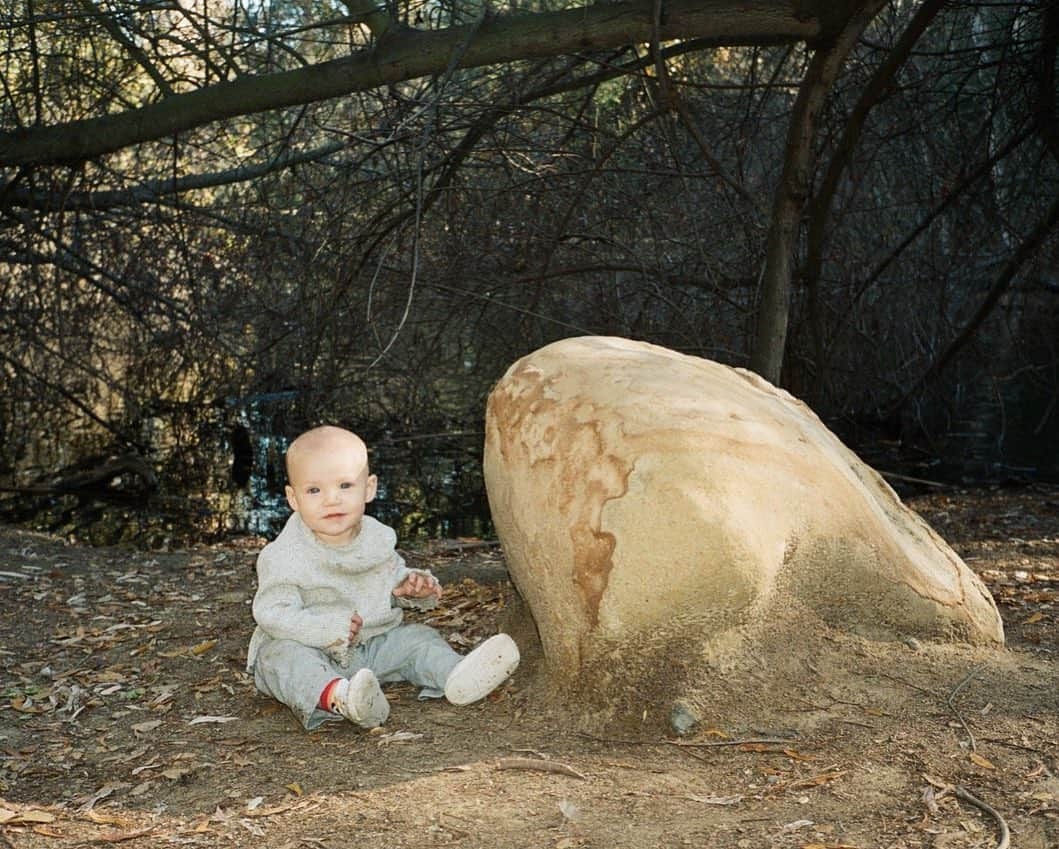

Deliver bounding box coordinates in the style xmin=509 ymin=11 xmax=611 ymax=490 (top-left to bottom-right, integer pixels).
xmin=252 ymin=552 xmax=350 ymax=651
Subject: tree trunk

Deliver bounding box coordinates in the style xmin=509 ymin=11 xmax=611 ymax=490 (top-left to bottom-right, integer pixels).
xmin=750 ymin=0 xmax=888 ymax=385
xmin=803 ymin=0 xmax=947 ymax=397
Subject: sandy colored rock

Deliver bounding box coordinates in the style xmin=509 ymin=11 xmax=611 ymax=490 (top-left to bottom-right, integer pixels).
xmin=483 ymin=336 xmax=1004 ymax=690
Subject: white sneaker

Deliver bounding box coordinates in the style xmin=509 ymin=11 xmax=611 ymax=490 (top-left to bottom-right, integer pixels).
xmin=332 ymin=668 xmax=389 ymax=728
xmin=444 ymin=633 xmax=520 ymax=706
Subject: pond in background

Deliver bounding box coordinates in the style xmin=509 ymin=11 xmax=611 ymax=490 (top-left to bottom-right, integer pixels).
xmin=1 ymin=401 xmax=494 ymax=550
xmin=221 ymin=401 xmax=493 ymax=544
xmin=4 ymin=375 xmax=1055 ymax=551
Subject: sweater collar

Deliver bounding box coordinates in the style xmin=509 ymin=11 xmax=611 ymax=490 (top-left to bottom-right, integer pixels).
xmin=291 ymin=512 xmax=388 ymax=571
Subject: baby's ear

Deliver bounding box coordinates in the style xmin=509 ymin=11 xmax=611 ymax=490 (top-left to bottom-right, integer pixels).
xmin=365 ymin=474 xmax=378 ymax=503
xmin=285 ymin=485 xmax=299 ymax=512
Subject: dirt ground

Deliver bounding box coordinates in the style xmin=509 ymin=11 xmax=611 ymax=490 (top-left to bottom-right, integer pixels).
xmin=0 ymin=484 xmax=1056 ymax=849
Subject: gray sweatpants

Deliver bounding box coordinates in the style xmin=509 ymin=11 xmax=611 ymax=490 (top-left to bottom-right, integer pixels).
xmin=252 ymin=623 xmax=461 ymax=729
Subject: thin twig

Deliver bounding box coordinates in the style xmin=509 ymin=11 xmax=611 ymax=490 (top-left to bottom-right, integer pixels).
xmin=867 ymin=670 xmax=936 ymax=697
xmin=979 ymin=737 xmax=1044 ymax=755
xmin=574 ymin=731 xmax=662 ymax=747
xmin=947 ymin=666 xmax=982 ymax=752
xmin=954 ymin=786 xmax=1010 ymax=849
xmin=668 ymin=738 xmax=795 ymax=749
xmin=672 ymin=746 xmax=712 ymax=764
xmin=878 ymin=470 xmax=948 ymax=488
xmin=497 ymin=757 xmax=587 ymax=780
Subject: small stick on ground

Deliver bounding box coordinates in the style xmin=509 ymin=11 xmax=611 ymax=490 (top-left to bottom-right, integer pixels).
xmin=955 ymin=785 xmax=1010 ymax=849
xmin=947 ymin=666 xmax=982 ymax=752
xmin=868 ymin=670 xmax=937 ymax=698
xmin=497 ymin=757 xmax=587 ymax=780
xmin=980 ymin=737 xmax=1045 ymax=755
xmin=668 ymin=738 xmax=795 ymax=749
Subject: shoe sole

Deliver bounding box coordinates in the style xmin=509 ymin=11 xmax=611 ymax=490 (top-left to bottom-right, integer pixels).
xmin=444 ymin=633 xmax=520 ymax=706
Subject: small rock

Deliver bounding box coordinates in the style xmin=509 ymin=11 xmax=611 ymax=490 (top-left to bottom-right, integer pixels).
xmin=903 ymin=636 xmax=923 ymax=651
xmin=669 ymin=703 xmax=699 ymax=737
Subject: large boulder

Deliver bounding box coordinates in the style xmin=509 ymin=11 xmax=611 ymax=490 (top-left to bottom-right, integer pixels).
xmin=483 ymin=336 xmax=1003 ymax=696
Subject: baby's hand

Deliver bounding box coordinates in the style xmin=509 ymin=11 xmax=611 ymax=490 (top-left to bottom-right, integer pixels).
xmin=349 ymin=612 xmax=363 ymax=644
xmin=393 ymin=572 xmax=442 ymax=600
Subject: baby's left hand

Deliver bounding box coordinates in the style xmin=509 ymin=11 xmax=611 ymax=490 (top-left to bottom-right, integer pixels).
xmin=393 ymin=572 xmax=442 ymax=600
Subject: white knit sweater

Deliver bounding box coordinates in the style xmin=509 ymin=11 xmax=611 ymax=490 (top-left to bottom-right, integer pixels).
xmin=246 ymin=512 xmax=436 ymax=671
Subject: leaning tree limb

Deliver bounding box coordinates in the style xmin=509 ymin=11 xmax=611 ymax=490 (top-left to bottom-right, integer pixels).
xmin=0 ymin=1 xmax=838 ymax=167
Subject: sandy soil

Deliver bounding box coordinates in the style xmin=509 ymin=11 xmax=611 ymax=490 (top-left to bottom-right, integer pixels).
xmin=0 ymin=484 xmax=1056 ymax=849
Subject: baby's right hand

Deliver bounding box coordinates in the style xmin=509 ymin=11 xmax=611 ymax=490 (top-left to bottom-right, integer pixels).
xmin=349 ymin=613 xmax=363 ymax=644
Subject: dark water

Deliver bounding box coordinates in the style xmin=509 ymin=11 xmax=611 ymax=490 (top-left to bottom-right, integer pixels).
xmin=226 ymin=404 xmax=493 ymax=543
xmin=2 ymin=411 xmax=494 ymax=550
xmin=5 ymin=375 xmax=1055 ymax=550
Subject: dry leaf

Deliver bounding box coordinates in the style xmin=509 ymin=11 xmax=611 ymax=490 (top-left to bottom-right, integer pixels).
xmin=10 ymin=696 xmax=48 ymax=714
xmin=242 ymin=800 xmax=308 ymax=819
xmin=922 ymin=773 xmax=951 ymax=791
xmin=162 ymin=767 xmax=191 ymax=780
xmin=1022 ymin=612 xmax=1044 ymax=625
xmin=685 ymin=794 xmax=743 ymax=806
xmin=188 ymin=715 xmax=239 ymax=725
xmin=191 ymin=639 xmax=217 ymax=655
xmin=286 ymin=782 xmax=303 ymax=796
xmin=13 ymin=810 xmax=57 ymax=824
xmin=801 ymin=844 xmax=862 ymax=849
xmin=96 ymin=827 xmax=156 ymax=843
xmin=84 ymin=810 xmax=136 ymax=828
xmin=376 ymin=730 xmax=423 ymax=745
xmin=969 ymin=753 xmax=996 ymax=770
xmin=558 ymin=799 xmax=580 ymax=822
xmin=131 ymin=720 xmax=162 ymax=735
xmin=923 ymin=786 xmax=940 ymax=815
xmin=78 ymin=782 xmax=130 ymax=813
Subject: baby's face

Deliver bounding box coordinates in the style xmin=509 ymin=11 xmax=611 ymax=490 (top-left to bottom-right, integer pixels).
xmin=285 ymin=437 xmax=377 ymax=546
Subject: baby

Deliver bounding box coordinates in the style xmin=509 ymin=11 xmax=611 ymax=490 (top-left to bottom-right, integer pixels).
xmin=246 ymin=425 xmax=519 ymax=729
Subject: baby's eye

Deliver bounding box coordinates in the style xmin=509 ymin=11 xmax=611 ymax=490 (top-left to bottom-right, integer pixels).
xmin=340 ymin=482 xmax=353 ymax=489
xmin=306 ymin=486 xmax=320 ymax=495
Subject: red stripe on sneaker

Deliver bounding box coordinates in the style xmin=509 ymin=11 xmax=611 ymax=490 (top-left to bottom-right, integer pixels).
xmin=319 ymin=678 xmax=342 ymax=712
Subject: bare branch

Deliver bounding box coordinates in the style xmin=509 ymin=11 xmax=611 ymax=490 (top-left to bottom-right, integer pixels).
xmin=0 ymin=1 xmax=828 ymax=166
xmin=0 ymin=142 xmax=346 ymax=210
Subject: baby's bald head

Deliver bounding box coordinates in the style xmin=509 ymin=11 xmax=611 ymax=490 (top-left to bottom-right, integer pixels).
xmin=285 ymin=426 xmax=369 ymax=484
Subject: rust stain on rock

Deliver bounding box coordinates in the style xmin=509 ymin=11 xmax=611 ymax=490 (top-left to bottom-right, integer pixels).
xmin=486 ymin=358 xmax=633 ymax=631
xmin=570 ymin=525 xmax=617 ymax=628
xmin=558 ymin=417 xmax=632 ymax=629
